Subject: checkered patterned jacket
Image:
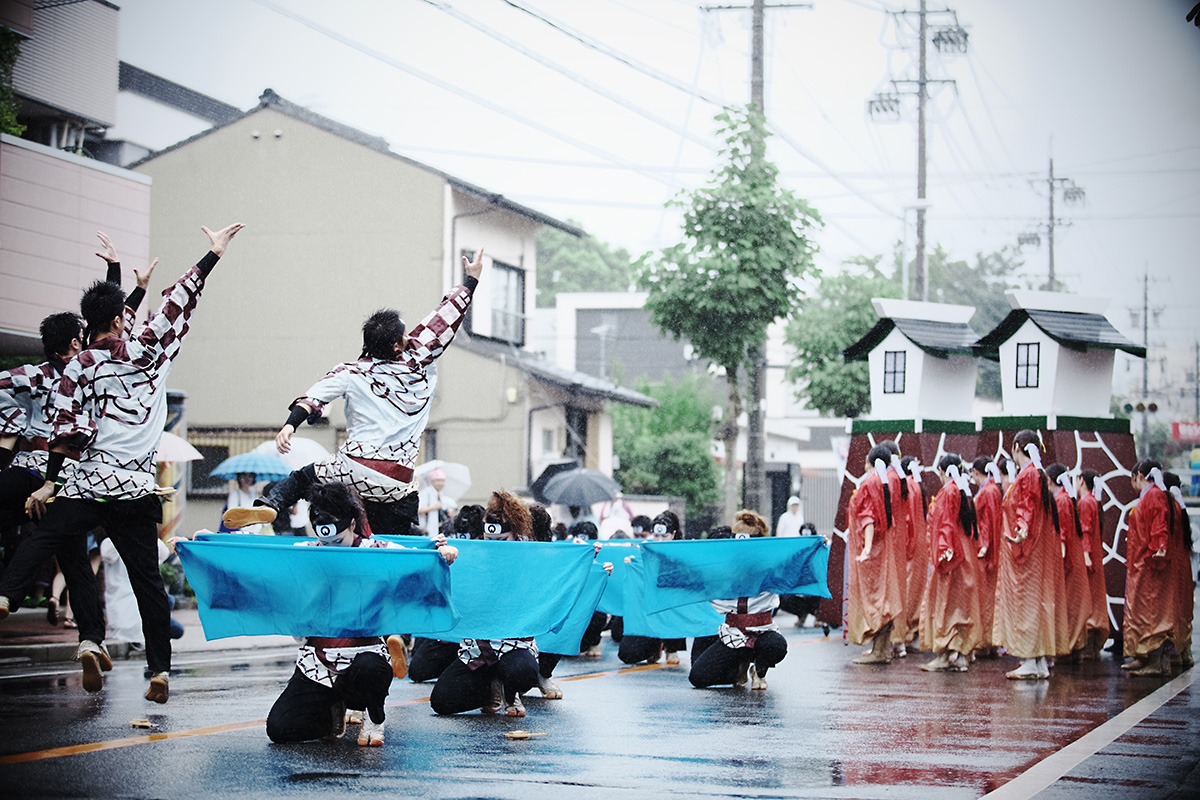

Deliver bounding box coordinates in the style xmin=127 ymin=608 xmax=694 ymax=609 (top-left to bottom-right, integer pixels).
xmin=51 ymin=253 xmax=219 ymax=500
xmin=295 ymin=280 xmax=476 ymax=471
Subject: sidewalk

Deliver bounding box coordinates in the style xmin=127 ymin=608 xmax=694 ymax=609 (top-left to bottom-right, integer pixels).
xmin=0 ymin=605 xmax=294 ymax=666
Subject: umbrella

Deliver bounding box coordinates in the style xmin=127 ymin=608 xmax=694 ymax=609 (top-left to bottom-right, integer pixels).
xmin=252 ymin=437 xmax=330 ymax=471
xmin=529 ymin=460 xmax=580 ymax=505
xmin=155 ymin=431 xmax=202 ymax=463
xmin=414 ymin=460 xmax=471 ymax=499
xmin=541 ymin=468 xmax=621 ymax=507
xmin=209 ymin=451 xmax=292 ymax=481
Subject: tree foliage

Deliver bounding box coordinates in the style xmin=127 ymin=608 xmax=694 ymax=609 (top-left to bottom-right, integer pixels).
xmin=536 ymin=222 xmax=633 ymax=307
xmin=786 ymin=245 xmax=1028 ymax=417
xmin=637 ymin=106 xmax=821 ymax=519
xmin=638 ymin=108 xmax=821 ymax=376
xmin=0 ymin=29 xmax=26 ymax=137
xmin=612 ymin=374 xmax=721 ymax=520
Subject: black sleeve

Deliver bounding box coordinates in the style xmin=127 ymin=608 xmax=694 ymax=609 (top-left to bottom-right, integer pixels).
xmin=197 ymin=251 xmax=221 ymax=279
xmin=125 ymin=286 xmax=146 ymax=312
xmin=464 ymin=275 xmax=479 ymax=294
xmin=106 ymin=261 xmax=120 ymax=284
xmin=284 ymin=405 xmax=309 ymax=430
xmin=44 ymin=450 xmax=66 ymax=484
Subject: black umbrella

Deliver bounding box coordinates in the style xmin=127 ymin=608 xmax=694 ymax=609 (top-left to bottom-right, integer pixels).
xmin=530 ymin=460 xmax=580 ymax=505
xmin=541 ymin=468 xmax=621 ymax=507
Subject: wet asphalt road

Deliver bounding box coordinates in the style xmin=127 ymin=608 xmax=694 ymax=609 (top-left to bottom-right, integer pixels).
xmin=0 ymin=620 xmax=1196 ymax=800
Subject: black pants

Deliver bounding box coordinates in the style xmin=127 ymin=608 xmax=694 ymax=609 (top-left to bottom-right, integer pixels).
xmin=580 ymin=611 xmax=607 ymax=651
xmin=618 ymin=635 xmax=686 ymax=665
xmin=429 ymin=650 xmax=539 ymax=715
xmin=0 ymin=495 xmax=170 ymax=673
xmin=779 ymin=594 xmax=821 ymax=619
xmin=261 ymin=464 xmax=419 ymax=535
xmin=408 ymin=637 xmax=459 ymax=683
xmin=538 ymin=652 xmax=560 ymax=679
xmin=0 ymin=466 xmax=42 ymax=530
xmin=688 ymin=630 xmax=788 ymax=688
xmin=266 ymin=654 xmax=390 ymax=743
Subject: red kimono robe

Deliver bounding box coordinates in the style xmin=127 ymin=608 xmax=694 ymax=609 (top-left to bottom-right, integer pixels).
xmin=921 ymin=481 xmax=982 ymax=655
xmin=847 ymin=472 xmax=905 ymax=645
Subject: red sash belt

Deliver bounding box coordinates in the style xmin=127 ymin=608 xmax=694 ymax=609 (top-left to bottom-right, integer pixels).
xmin=19 ymin=437 xmax=49 ymax=452
xmin=348 ymin=456 xmax=414 ymax=484
xmin=725 ymin=611 xmax=773 ymax=629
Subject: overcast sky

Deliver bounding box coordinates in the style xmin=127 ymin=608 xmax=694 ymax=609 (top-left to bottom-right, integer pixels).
xmin=115 ymin=0 xmax=1200 ymax=394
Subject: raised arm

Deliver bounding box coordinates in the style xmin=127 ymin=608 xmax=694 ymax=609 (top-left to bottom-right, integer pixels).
xmin=135 ymin=223 xmax=243 ymax=362
xmin=404 ymin=247 xmax=484 ymax=367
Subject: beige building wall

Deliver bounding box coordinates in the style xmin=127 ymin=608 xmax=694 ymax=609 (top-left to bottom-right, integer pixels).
xmin=133 ymin=107 xmax=447 ymax=429
xmin=0 ymin=134 xmax=150 ymax=355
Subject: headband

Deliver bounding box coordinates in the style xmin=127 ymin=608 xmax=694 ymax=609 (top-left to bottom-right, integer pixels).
xmin=1056 ymin=471 xmax=1077 ymax=500
xmin=874 ymin=458 xmax=888 ymax=485
xmin=1092 ymin=475 xmax=1106 ymax=502
xmin=946 ymin=463 xmax=970 ymax=494
xmin=890 ymin=454 xmax=903 ymax=472
xmin=1148 ymin=467 xmax=1166 ymax=492
xmin=1169 ymin=485 xmax=1185 ymax=510
xmin=1023 ymin=442 xmax=1043 ymax=471
xmin=985 ymin=462 xmax=1002 ymax=483
xmin=1006 ymin=460 xmax=1018 ymax=483
xmin=906 ymin=460 xmax=922 ymax=478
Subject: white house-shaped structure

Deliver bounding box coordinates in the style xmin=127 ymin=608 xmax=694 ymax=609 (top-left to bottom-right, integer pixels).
xmin=843 ymin=299 xmax=979 ymax=422
xmin=974 ymin=291 xmax=1145 ymax=419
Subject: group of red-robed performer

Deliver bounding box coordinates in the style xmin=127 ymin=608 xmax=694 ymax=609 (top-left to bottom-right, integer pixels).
xmin=845 ymin=429 xmax=1194 ymax=679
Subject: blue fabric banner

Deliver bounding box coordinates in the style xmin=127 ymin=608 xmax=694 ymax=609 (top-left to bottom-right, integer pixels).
xmin=639 ymin=536 xmax=831 ymax=614
xmin=176 ymin=539 xmax=457 ymax=640
xmin=593 ymin=540 xmax=642 ymax=616
xmin=396 ymin=538 xmax=600 ymax=641
xmin=537 ymin=561 xmax=611 ymax=655
xmin=619 ymin=557 xmax=723 ymax=638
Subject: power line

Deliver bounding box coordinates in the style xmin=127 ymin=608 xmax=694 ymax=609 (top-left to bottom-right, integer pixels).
xmin=246 ymin=0 xmax=683 ymax=190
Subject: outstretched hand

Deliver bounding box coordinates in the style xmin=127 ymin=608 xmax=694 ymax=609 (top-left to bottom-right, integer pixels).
xmin=202 ymin=223 xmax=245 ymax=257
xmin=134 ymin=258 xmax=159 ymax=290
xmin=95 ymin=231 xmax=118 ymax=264
xmin=462 ymin=247 xmax=484 ymax=280
xmin=275 ymin=424 xmax=295 ymax=454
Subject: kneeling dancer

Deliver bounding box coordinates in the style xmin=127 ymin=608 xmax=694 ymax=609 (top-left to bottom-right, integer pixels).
xmin=266 ymin=481 xmax=458 ymax=746
xmin=689 ymin=510 xmax=788 ymax=690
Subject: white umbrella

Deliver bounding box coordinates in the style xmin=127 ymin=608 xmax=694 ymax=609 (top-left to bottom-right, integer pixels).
xmin=414 ymin=460 xmax=471 ymax=499
xmin=253 ymin=437 xmax=330 ymax=471
xmin=155 ymin=431 xmax=202 ymax=463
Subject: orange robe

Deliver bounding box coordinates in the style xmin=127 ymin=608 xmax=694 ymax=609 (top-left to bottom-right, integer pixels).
xmin=993 ymin=462 xmax=1061 ymax=659
xmin=1123 ymin=485 xmax=1175 ymax=659
xmin=1076 ymin=492 xmax=1110 ymax=638
xmin=1168 ymin=500 xmax=1194 ymax=652
xmin=921 ymin=481 xmax=982 ymax=654
xmin=883 ymin=468 xmax=912 ymax=644
xmin=974 ymin=479 xmax=1002 ymax=649
xmin=902 ymin=474 xmax=930 ymax=645
xmin=847 ymin=472 xmax=905 ymax=645
xmin=1055 ymin=490 xmax=1090 ymax=654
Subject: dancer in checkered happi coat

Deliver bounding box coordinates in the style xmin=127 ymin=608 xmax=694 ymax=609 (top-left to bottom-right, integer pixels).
xmin=0 ymin=224 xmax=245 ymax=704
xmin=223 ymin=248 xmax=485 ymax=537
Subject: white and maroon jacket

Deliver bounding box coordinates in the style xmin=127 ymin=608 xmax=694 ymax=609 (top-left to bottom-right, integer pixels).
xmin=711 ymin=592 xmax=780 ymax=649
xmin=51 ymin=253 xmax=217 ymax=500
xmin=296 ymin=280 xmax=475 ymax=501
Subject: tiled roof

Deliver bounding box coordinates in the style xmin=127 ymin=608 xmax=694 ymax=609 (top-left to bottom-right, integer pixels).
xmin=844 ymin=317 xmax=979 ymax=362
xmin=975 ymin=309 xmax=1145 ymax=359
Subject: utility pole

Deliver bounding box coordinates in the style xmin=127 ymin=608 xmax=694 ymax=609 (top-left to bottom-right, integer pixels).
xmin=1017 ymin=157 xmax=1085 ymax=291
xmin=703 ymin=0 xmax=810 ymax=519
xmin=867 ymin=3 xmax=965 ymax=301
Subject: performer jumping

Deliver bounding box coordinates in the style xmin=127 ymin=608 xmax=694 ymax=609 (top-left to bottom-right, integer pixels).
xmin=224 ymin=249 xmax=485 ymax=536
xmin=0 ymin=224 xmax=244 ymax=702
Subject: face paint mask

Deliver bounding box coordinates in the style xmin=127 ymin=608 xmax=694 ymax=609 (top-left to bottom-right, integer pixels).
xmin=311 ymin=510 xmax=354 ymax=542
xmin=483 ymin=522 xmax=510 ymax=540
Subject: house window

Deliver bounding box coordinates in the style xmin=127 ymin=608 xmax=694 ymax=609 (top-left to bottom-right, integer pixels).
xmin=185 ymin=428 xmax=279 ymax=497
xmin=1015 ymin=342 xmax=1040 ymax=388
xmin=883 ymin=351 xmax=906 ymax=394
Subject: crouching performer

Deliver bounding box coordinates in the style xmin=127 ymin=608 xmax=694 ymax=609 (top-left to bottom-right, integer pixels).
xmin=689 ymin=510 xmax=788 ymax=690
xmin=267 ymin=481 xmax=458 ymax=746
xmin=429 ymin=491 xmax=540 ymax=718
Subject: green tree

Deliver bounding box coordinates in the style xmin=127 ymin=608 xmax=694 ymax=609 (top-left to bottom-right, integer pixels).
xmin=785 ymin=256 xmax=900 ymax=418
xmin=536 ymin=222 xmax=633 ymax=307
xmin=786 ymin=244 xmax=1028 ymax=416
xmin=638 ymin=106 xmax=821 ymax=520
xmin=612 ymin=374 xmax=721 ymax=525
xmin=0 ymin=28 xmax=26 ymax=137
